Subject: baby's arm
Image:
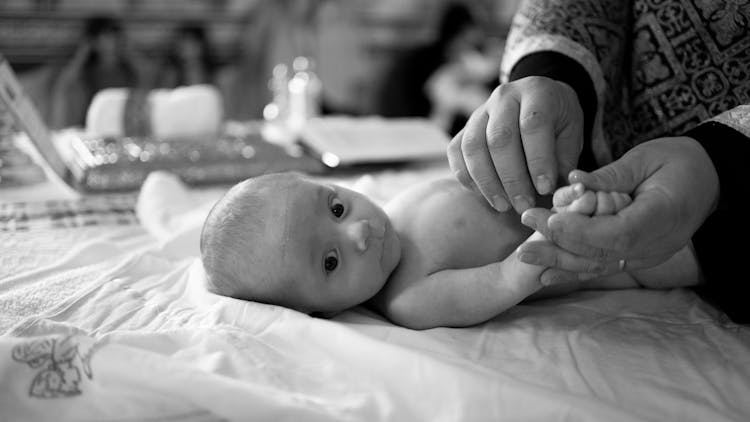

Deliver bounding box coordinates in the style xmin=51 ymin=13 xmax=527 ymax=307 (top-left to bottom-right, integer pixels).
xmin=377 ymin=246 xmax=547 ymax=330
xmin=379 ymin=184 xmax=635 ymax=329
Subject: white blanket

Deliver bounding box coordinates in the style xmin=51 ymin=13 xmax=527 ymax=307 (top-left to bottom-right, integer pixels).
xmin=1 ymin=168 xmax=749 ymax=422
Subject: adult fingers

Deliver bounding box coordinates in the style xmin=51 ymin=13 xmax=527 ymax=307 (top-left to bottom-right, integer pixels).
xmin=522 ymin=207 xmax=619 ymax=260
xmin=520 ymin=240 xmax=674 ymax=278
xmin=447 ymin=128 xmax=476 ymax=191
xmin=539 ymin=268 xmax=579 ymax=286
xmin=568 ymin=148 xmax=646 ymax=194
xmin=517 ymin=239 xmax=606 ymax=274
xmin=551 ymin=81 xmax=584 ymax=180
xmin=460 ymin=105 xmax=511 ymax=211
xmin=510 ymin=80 xmax=559 ymax=198
xmin=484 ymin=87 xmax=533 ymax=213
xmin=545 ymin=187 xmax=679 ymax=259
xmin=539 ymin=253 xmax=674 ymax=285
xmin=521 ymin=207 xmax=555 ymax=237
xmin=501 ymin=83 xmax=557 ymax=210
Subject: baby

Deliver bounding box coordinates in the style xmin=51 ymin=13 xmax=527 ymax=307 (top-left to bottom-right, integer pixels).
xmin=200 ymin=173 xmax=700 ymax=329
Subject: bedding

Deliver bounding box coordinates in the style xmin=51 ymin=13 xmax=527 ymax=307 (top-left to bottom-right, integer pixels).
xmin=1 ymin=162 xmax=749 ymax=422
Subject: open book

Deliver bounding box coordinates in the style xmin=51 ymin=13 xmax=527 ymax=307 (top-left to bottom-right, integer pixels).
xmin=300 ymin=117 xmax=450 ymax=167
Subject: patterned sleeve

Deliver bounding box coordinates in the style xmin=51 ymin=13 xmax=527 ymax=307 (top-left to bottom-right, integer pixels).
xmin=685 ymin=104 xmax=750 ymax=323
xmin=500 ymin=0 xmax=630 ymax=165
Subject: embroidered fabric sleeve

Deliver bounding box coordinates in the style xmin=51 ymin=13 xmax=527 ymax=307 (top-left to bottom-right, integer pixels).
xmin=501 ymin=0 xmax=628 ymax=92
xmin=500 ymin=0 xmax=630 ymax=165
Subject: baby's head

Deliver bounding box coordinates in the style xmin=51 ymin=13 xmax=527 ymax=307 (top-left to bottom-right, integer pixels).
xmin=200 ymin=172 xmax=401 ymax=315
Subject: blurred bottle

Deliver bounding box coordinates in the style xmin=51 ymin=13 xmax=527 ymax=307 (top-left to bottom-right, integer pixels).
xmin=262 ymin=63 xmax=292 ymax=144
xmin=264 ymin=63 xmax=290 ymax=123
xmin=286 ymin=56 xmax=321 ymax=135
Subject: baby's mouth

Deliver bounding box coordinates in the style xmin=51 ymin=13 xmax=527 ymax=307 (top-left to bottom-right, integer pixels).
xmin=353 ymin=219 xmax=386 ymax=253
xmin=359 ymin=219 xmax=385 ymax=252
xmin=369 ymin=218 xmax=386 ymax=238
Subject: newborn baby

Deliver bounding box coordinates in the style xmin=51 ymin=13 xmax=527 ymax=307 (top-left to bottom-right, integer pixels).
xmin=200 ymin=173 xmax=700 ymax=329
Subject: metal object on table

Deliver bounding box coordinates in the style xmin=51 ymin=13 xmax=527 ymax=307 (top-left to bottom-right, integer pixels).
xmin=64 ymin=127 xmax=325 ymax=192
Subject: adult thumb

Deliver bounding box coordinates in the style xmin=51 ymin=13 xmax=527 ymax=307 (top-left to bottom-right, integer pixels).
xmin=568 ymin=151 xmax=644 ymax=193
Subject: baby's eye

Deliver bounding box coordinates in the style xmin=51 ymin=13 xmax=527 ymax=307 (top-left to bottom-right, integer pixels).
xmin=324 ymin=250 xmax=339 ymax=273
xmin=330 ymin=197 xmax=345 ymax=218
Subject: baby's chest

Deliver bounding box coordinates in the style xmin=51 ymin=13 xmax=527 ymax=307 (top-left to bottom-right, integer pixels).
xmin=391 ymin=186 xmax=528 ymax=273
xmin=415 ymin=205 xmax=508 ymax=269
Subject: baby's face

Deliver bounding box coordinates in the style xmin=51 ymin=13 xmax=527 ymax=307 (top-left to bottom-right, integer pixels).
xmin=253 ymin=176 xmax=401 ymax=313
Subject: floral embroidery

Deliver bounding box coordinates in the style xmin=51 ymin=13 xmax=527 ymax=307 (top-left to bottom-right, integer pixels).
xmin=503 ymin=0 xmax=750 ymax=163
xmin=695 ymin=0 xmax=750 ymax=46
xmin=12 ymin=335 xmax=99 ymax=398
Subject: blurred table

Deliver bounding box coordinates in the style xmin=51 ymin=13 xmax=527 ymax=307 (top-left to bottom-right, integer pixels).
xmin=0 ymin=115 xmax=453 ymax=234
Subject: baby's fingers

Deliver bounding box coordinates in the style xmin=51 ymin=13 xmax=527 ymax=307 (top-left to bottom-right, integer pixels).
xmin=595 ymin=191 xmax=615 ymax=215
xmin=594 ymin=191 xmax=632 ymax=215
xmin=611 ymin=192 xmax=632 ymax=212
xmin=552 ymin=183 xmax=585 ymax=211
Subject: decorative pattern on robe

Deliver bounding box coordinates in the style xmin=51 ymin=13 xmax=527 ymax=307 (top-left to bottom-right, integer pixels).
xmin=501 ymin=0 xmax=750 ymax=165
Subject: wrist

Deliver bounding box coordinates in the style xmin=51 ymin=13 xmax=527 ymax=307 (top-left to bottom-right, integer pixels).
xmin=679 ymin=135 xmax=720 ymax=213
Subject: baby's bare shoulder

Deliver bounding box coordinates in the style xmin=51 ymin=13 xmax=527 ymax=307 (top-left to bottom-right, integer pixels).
xmin=386 ymin=178 xmax=485 ymax=219
xmin=385 ymin=178 xmax=528 ymax=273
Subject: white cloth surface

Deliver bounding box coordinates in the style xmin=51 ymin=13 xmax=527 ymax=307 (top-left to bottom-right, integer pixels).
xmin=1 ymin=167 xmax=749 ymax=422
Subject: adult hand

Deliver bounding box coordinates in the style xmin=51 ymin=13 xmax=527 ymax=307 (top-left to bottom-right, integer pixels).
xmin=517 ymin=136 xmax=719 ymax=284
xmin=447 ymin=76 xmax=584 ymax=214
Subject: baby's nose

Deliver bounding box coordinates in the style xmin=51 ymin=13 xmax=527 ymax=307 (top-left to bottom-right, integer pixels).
xmin=346 ymin=219 xmax=384 ymax=253
xmin=347 ymin=220 xmax=370 ymax=253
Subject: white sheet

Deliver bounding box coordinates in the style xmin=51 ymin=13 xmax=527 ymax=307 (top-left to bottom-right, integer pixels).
xmin=1 ymin=166 xmax=749 ymax=422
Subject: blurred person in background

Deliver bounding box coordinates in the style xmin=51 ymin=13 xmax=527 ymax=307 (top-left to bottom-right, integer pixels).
xmin=426 ymin=34 xmax=502 ymax=135
xmin=50 ymin=16 xmax=141 ymax=129
xmin=155 ymin=23 xmax=218 ymax=89
xmin=376 ymin=2 xmax=499 ymax=135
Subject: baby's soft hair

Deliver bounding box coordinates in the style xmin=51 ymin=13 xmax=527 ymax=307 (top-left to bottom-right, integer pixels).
xmin=199 ymin=173 xmax=300 ymax=302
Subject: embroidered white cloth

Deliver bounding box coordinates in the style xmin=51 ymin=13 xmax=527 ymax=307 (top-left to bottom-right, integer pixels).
xmin=1 ymin=168 xmax=749 ymax=422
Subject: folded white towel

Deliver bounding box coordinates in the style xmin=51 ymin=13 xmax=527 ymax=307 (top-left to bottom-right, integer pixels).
xmin=85 ymin=85 xmax=223 ymax=140
xmin=150 ymin=85 xmax=223 ymax=140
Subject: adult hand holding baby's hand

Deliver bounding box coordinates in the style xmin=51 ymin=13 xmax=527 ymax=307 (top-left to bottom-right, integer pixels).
xmin=517 ymin=137 xmax=719 ymax=284
xmin=447 ymin=76 xmax=584 ymax=214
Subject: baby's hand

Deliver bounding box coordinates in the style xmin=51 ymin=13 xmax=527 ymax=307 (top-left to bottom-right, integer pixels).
xmin=552 ymin=183 xmax=632 ymax=216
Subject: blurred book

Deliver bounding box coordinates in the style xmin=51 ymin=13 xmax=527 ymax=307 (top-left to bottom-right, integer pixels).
xmin=59 ymin=127 xmax=324 ymax=192
xmin=300 ymin=117 xmax=450 ymax=167
xmin=0 ymin=142 xmax=46 ymax=187
xmin=0 ymin=86 xmax=45 ymax=187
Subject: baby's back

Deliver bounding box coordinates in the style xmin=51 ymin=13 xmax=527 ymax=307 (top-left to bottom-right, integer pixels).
xmin=384 ymin=178 xmax=532 ymax=283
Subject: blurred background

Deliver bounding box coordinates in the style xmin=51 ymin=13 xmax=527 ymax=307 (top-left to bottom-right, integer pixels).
xmin=1 ymin=0 xmax=521 ymax=132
